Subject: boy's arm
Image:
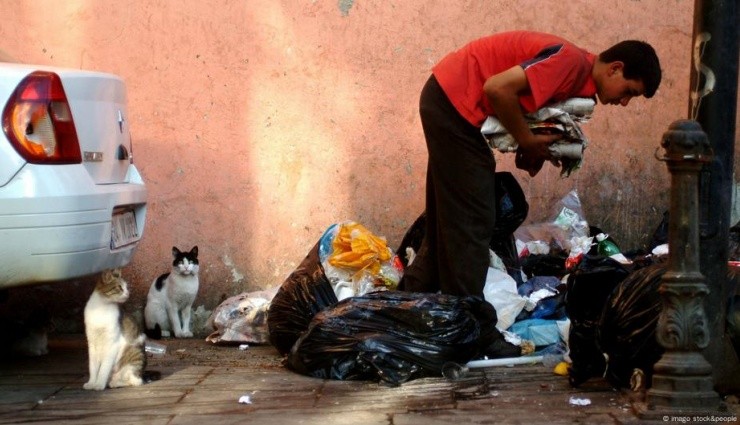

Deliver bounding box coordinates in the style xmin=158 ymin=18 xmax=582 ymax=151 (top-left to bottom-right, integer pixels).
xmin=483 ymin=65 xmax=559 ymax=176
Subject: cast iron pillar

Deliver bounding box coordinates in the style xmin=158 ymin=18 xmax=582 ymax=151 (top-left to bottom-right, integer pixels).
xmin=645 ymin=120 xmax=720 ymax=412
xmin=690 ymin=0 xmax=740 ymax=394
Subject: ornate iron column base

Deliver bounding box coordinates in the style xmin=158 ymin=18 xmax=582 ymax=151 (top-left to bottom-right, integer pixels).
xmin=637 ymin=351 xmax=726 ymax=421
xmin=633 ymin=120 xmax=728 ymax=420
xmin=634 ymin=401 xmax=732 ymax=422
xmin=649 ymin=352 xmax=718 ymax=407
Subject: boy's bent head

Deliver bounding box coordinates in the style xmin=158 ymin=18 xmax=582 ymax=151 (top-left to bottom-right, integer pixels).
xmin=600 ymin=40 xmax=662 ymax=98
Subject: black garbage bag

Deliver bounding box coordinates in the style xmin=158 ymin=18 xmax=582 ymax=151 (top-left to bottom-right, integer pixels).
xmin=490 ymin=234 xmax=525 ymax=285
xmin=397 ymin=171 xmax=528 ymax=280
xmin=729 ymin=221 xmax=740 ymax=262
xmin=729 ymin=288 xmax=740 ymax=357
xmin=267 ymin=241 xmax=339 ymax=355
xmin=491 ymin=171 xmax=529 ymax=239
xmin=286 ymin=290 xmax=500 ymax=385
xmin=396 ymin=213 xmax=426 ymax=267
xmin=598 ymin=261 xmax=666 ymax=389
xmin=649 ymin=211 xmax=670 ymax=252
xmin=565 ymin=255 xmax=630 ymax=387
xmin=521 ymin=253 xmax=568 ymax=279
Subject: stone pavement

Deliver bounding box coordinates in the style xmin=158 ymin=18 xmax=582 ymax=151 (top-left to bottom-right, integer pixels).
xmin=0 ymin=335 xmax=737 ymax=424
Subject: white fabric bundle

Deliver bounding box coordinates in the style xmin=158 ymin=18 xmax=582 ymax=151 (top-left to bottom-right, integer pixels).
xmin=480 ymin=98 xmax=596 ymax=176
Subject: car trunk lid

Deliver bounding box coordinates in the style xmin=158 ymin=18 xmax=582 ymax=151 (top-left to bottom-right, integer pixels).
xmin=58 ymin=70 xmax=132 ymax=184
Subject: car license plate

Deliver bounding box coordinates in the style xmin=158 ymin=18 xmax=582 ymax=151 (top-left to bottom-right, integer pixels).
xmin=111 ymin=209 xmax=139 ymax=249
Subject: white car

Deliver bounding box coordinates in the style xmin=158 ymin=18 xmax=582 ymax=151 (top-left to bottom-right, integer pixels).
xmin=0 ymin=62 xmax=147 ymax=289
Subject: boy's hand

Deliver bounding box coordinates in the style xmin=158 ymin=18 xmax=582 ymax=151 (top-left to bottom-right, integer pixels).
xmin=515 ymin=152 xmax=545 ymax=177
xmin=515 ymin=133 xmax=561 ymax=176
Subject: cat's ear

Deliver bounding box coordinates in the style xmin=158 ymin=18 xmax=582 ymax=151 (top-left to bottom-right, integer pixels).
xmin=172 ymin=247 xmax=181 ymax=257
xmin=101 ymin=269 xmax=113 ymax=285
xmin=111 ymin=268 xmax=122 ymax=279
xmin=190 ymin=246 xmax=198 ymax=258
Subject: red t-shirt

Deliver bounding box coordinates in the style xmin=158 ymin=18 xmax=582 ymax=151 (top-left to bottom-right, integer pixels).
xmin=432 ymin=31 xmax=597 ymax=126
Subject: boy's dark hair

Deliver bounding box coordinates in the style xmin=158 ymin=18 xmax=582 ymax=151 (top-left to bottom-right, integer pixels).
xmin=599 ymin=40 xmax=662 ymax=98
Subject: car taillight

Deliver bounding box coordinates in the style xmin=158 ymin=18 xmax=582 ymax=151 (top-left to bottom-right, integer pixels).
xmin=2 ymin=71 xmax=81 ymax=164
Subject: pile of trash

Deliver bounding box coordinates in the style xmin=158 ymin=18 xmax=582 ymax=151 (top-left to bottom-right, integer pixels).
xmin=207 ymin=174 xmax=681 ymax=389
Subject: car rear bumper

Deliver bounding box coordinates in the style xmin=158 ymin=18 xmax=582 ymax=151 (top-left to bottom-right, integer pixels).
xmin=0 ymin=164 xmax=147 ymax=288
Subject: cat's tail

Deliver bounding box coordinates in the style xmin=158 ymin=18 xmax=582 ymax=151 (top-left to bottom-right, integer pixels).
xmin=144 ymin=324 xmax=162 ymax=340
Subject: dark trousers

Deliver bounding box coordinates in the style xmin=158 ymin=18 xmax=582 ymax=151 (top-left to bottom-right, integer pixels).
xmin=399 ymin=75 xmax=497 ymax=296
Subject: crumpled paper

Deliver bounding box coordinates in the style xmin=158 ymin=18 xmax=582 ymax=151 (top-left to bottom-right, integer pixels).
xmin=480 ymin=98 xmax=596 ymax=177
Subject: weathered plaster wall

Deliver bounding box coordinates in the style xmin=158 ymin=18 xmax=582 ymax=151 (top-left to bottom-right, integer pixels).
xmin=1 ymin=0 xmax=737 ymax=329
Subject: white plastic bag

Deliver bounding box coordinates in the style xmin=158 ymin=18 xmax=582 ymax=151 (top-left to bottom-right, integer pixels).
xmin=205 ymin=288 xmax=277 ymax=344
xmin=482 ymin=267 xmax=527 ymax=331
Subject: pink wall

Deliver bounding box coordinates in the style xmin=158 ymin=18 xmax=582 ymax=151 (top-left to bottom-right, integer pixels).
xmin=1 ymin=1 xmax=737 ymax=319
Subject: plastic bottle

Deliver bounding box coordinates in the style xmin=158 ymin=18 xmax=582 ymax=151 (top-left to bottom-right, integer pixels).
xmin=145 ymin=340 xmax=167 ymax=355
xmin=540 ymin=342 xmax=567 ymax=368
xmin=596 ymin=233 xmax=620 ymax=256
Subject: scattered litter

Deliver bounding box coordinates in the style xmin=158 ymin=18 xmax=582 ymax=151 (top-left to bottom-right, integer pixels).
xmin=238 ymin=394 xmax=252 ymax=404
xmin=569 ymin=396 xmax=591 ymax=406
xmin=144 ymin=340 xmax=167 ymax=355
xmin=553 ymin=361 xmax=569 ymax=376
xmin=238 ymin=344 xmax=249 ymax=351
xmin=466 ymin=355 xmax=545 ymax=369
xmin=652 ymin=243 xmax=669 ymax=256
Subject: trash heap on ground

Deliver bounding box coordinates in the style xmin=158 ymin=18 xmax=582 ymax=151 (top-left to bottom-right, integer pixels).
xmin=206 ymin=174 xmax=738 ymax=390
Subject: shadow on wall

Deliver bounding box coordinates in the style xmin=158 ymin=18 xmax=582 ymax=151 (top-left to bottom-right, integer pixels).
xmin=0 ymin=48 xmax=18 ymax=62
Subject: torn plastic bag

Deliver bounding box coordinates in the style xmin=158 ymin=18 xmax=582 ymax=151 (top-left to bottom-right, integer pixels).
xmin=267 ymin=241 xmax=339 ymax=355
xmin=286 ymin=291 xmax=500 ymax=385
xmin=482 ymin=266 xmax=526 ymax=330
xmin=598 ymin=261 xmax=666 ymax=389
xmin=564 ymin=255 xmax=630 ymax=387
xmin=206 ymin=287 xmax=277 ymax=344
xmin=319 ymin=222 xmax=403 ymax=300
xmin=515 ymin=190 xmax=589 ymax=265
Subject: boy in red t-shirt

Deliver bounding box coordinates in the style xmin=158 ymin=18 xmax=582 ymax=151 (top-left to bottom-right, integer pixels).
xmin=399 ymin=31 xmax=661 ymax=297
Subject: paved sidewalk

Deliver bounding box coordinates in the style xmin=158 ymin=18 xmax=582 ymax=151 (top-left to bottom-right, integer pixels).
xmin=0 ymin=335 xmax=736 ymax=424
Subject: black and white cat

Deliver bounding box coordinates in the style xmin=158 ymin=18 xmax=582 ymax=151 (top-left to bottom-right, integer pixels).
xmin=83 ymin=269 xmax=146 ymax=391
xmin=144 ymin=246 xmax=200 ymax=339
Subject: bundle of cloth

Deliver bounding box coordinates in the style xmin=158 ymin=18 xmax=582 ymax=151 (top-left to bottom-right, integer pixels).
xmin=480 ymin=98 xmax=596 ymax=177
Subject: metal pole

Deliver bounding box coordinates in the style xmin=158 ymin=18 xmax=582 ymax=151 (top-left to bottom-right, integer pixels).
xmin=644 ymin=120 xmax=720 ymax=414
xmin=690 ymin=0 xmax=740 ymax=393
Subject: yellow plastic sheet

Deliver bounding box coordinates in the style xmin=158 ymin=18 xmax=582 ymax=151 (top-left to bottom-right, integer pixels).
xmin=328 ymin=222 xmax=391 ymax=275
